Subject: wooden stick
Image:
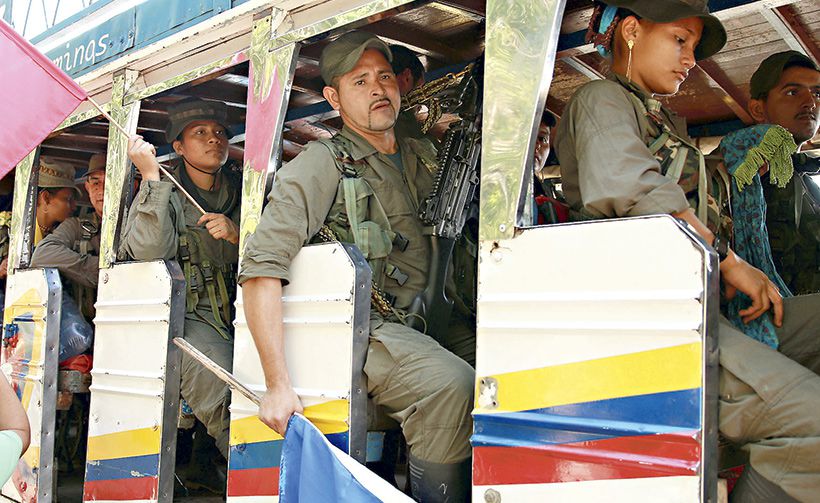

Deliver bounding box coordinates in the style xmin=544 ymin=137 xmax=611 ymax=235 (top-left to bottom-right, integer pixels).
xmin=86 ymin=96 xmax=208 ymax=216
xmin=173 ymin=337 xmax=261 ymax=406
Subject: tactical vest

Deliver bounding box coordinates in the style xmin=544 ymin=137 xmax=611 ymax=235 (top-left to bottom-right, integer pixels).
xmin=175 ymin=166 xmax=241 ymax=340
xmin=314 ymin=136 xmax=405 ymax=295
xmin=313 ymin=135 xmax=441 ymax=311
xmin=765 ymin=169 xmax=820 ymax=295
xmin=73 ymin=213 xmax=100 ymax=320
xmin=624 ymin=90 xmax=731 ymax=238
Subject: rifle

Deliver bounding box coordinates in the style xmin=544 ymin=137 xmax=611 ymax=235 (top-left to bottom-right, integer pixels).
xmin=405 ymin=61 xmax=482 ymax=341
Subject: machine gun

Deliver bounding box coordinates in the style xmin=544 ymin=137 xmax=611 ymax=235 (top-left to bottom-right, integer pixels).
xmin=405 ymin=61 xmax=482 ymax=340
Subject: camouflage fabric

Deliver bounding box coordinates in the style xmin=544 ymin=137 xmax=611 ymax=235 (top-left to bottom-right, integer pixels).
xmin=765 ymin=165 xmax=820 ymax=295
xmin=622 ymin=78 xmax=730 ymax=237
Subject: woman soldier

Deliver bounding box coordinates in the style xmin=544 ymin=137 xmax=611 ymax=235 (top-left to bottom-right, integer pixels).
xmin=555 ymin=1 xmax=820 ymax=501
xmin=123 ymin=98 xmax=241 ymax=472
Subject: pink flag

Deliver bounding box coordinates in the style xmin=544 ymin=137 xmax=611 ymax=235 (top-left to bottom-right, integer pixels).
xmin=0 ymin=19 xmax=87 ymax=178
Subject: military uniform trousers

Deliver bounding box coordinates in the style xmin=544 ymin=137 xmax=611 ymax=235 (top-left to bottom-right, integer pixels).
xmin=365 ymin=316 xmax=474 ymax=464
xmin=180 ymin=316 xmax=233 ymax=458
xmin=719 ymin=293 xmax=820 ymax=502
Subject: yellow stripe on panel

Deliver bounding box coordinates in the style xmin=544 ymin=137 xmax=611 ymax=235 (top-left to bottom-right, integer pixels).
xmin=480 ymin=343 xmax=702 ymax=413
xmin=230 ymin=399 xmax=350 ymax=445
xmin=86 ymin=427 xmax=161 ymax=461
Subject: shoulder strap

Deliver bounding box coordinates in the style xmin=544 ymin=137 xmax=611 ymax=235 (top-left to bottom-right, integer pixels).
xmin=317 ymin=136 xmax=367 ymax=178
xmin=624 ymin=88 xmax=709 ymax=223
xmin=76 ymin=215 xmax=99 ymax=257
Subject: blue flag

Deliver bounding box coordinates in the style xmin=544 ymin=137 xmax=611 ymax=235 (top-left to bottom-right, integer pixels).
xmin=279 ymin=414 xmax=412 ymax=502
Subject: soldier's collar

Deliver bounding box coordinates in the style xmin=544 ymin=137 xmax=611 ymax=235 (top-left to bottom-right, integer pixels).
xmin=609 ymin=73 xmax=650 ymax=98
xmin=608 ymin=72 xmax=688 ymax=137
xmin=338 ymin=126 xmax=378 ymax=161
xmin=338 ymin=125 xmax=412 ymax=162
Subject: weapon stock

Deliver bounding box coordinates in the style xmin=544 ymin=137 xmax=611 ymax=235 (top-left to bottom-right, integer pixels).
xmin=406 ymin=62 xmax=482 ymax=340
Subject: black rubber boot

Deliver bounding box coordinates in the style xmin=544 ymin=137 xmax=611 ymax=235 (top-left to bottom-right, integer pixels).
xmin=408 ymin=454 xmax=471 ymax=502
xmin=177 ymin=422 xmax=227 ymax=496
xmin=730 ymin=465 xmax=798 ymax=503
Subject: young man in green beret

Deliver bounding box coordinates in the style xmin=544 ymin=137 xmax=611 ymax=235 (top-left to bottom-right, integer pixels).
xmin=239 ymin=31 xmax=474 ymax=501
xmin=126 ymin=98 xmax=241 ymax=493
xmin=747 ymin=51 xmax=820 ymax=295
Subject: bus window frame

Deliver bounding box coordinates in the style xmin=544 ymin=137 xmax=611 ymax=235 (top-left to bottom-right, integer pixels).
xmin=8 ymin=150 xmax=41 ymax=274
xmin=480 ymin=0 xmax=567 ymax=240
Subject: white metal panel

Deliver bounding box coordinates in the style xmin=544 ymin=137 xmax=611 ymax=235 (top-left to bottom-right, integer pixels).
xmin=229 ymin=242 xmax=369 ymax=502
xmin=477 ymin=217 xmax=705 ymax=376
xmin=1 ymin=269 xmax=60 ymax=503
xmin=233 ymin=244 xmax=358 ymax=395
xmin=89 ymin=263 xmax=175 ymax=436
xmin=473 ymin=476 xmax=701 ymax=503
xmin=474 ymin=216 xmax=717 ymax=502
xmin=84 ymin=261 xmax=182 ymax=503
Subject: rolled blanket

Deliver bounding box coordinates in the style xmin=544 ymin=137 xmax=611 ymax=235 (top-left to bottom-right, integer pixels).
xmin=718 ymin=124 xmax=797 ymax=348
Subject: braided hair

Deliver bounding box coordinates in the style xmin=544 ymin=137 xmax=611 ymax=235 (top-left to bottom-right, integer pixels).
xmin=585 ymin=2 xmax=640 ymax=57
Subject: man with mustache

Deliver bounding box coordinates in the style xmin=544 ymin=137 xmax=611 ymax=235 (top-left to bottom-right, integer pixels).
xmin=239 ymin=31 xmax=474 ymax=502
xmin=747 ymin=51 xmax=820 ymax=295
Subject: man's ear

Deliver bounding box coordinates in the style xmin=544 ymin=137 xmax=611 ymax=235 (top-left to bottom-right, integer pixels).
xmin=172 ymin=140 xmax=183 ymax=156
xmin=323 ymin=85 xmax=341 ymax=111
xmin=398 ymin=68 xmax=413 ymax=88
xmin=748 ymin=98 xmax=768 ymax=123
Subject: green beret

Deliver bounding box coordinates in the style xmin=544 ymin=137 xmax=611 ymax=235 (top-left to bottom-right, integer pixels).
xmin=750 ymin=51 xmax=819 ymax=100
xmin=319 ymin=31 xmax=392 ymax=86
xmin=165 ymin=98 xmax=233 ymax=143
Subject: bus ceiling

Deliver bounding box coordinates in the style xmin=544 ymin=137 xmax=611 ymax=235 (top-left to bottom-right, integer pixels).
xmin=20 ymin=0 xmax=820 ymax=159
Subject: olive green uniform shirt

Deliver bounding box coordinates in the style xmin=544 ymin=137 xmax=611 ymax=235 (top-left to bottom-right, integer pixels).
xmin=239 ymin=126 xmax=436 ymax=311
xmin=555 ymin=75 xmax=692 ymax=219
xmin=31 ymin=215 xmax=101 ymax=289
xmin=119 ymin=172 xmax=240 ymax=320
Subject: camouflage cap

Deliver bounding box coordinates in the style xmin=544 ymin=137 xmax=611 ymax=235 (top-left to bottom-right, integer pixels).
xmin=600 ymin=0 xmax=727 ymax=60
xmin=165 ymin=98 xmax=233 ymax=143
xmin=750 ymin=51 xmax=819 ymax=100
xmin=87 ymin=153 xmax=107 ymax=175
xmin=319 ymin=31 xmax=392 ymax=86
xmin=38 ymin=159 xmax=80 ymax=194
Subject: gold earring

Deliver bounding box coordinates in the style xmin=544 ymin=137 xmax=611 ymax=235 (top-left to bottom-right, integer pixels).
xmin=627 ymin=40 xmax=634 ymax=81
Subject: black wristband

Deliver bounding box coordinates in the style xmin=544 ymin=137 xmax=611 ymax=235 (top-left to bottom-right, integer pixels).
xmin=712 ymin=235 xmax=729 ymax=262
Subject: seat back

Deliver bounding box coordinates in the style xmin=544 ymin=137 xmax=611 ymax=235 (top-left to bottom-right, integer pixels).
xmin=1 ymin=268 xmax=61 ymax=503
xmin=83 ymin=260 xmax=184 ymax=503
xmin=473 ymin=216 xmax=719 ymax=502
xmin=228 ymin=242 xmax=371 ymax=501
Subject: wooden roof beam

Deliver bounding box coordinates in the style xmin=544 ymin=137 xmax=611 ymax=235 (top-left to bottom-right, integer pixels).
xmin=434 ymin=0 xmax=485 ymax=18
xmin=561 ymin=56 xmax=604 ymax=81
xmin=763 ymin=5 xmax=820 ymax=66
xmin=367 ymin=22 xmax=472 ymax=62
xmin=696 ymin=59 xmax=755 ymax=125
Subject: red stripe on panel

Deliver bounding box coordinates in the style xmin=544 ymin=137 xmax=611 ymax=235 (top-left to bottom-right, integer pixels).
xmin=473 ymin=431 xmax=701 ymax=486
xmin=227 ymin=466 xmax=280 ymax=497
xmin=83 ymin=476 xmax=158 ymax=501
